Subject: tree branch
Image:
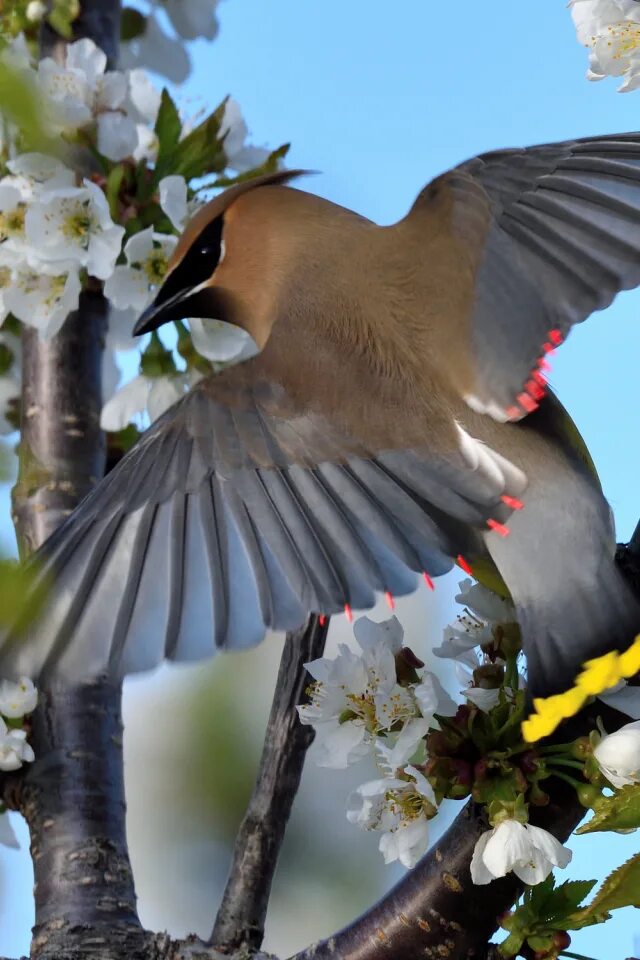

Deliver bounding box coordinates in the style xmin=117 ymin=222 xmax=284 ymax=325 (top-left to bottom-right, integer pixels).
xmin=289 ymin=702 xmax=631 ymax=960
xmin=211 ymin=615 xmax=329 ymax=954
xmin=4 ymin=6 xmax=142 ymax=959
xmin=12 ymin=290 xmax=107 ymax=554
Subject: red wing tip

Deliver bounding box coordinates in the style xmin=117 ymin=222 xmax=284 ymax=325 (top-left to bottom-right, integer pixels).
xmin=344 ymin=604 xmax=354 ymax=623
xmin=547 ymin=328 xmax=564 ymax=346
xmin=505 ymin=405 xmax=521 ymax=421
xmin=487 ymin=518 xmax=510 ymax=537
xmin=524 ymin=380 xmax=546 ymax=401
xmin=516 ymin=392 xmax=539 ymax=414
xmin=537 ymin=357 xmax=551 ymax=372
xmin=422 ymin=572 xmax=435 ymax=591
xmin=318 ymin=614 xmax=326 ymax=627
xmin=501 ymin=494 xmax=524 ymax=510
xmin=457 ymin=555 xmax=473 ymax=575
xmin=384 ymin=591 xmax=396 ymax=611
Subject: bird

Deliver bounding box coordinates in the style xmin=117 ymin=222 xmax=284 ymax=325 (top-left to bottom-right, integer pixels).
xmin=2 ymin=133 xmax=640 ymax=716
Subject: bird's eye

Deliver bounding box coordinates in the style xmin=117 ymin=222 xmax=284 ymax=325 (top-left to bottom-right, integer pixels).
xmin=199 ymin=244 xmax=217 ymax=257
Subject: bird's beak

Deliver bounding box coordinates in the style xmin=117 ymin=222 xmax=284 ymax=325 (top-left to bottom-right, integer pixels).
xmin=133 ymin=281 xmax=220 ymax=337
xmin=133 ymin=288 xmax=191 ymax=336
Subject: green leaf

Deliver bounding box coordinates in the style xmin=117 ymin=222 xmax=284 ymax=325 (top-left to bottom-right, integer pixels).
xmin=154 ymin=88 xmax=182 ymax=167
xmin=575 ymin=784 xmax=640 ymax=834
xmin=156 ymin=98 xmax=228 ymax=183
xmin=208 ymin=142 xmax=291 ymax=189
xmin=105 ymin=164 xmax=125 ymax=221
xmin=121 ymin=7 xmax=147 ymax=41
xmin=499 ymin=875 xmax=597 ymax=957
xmin=567 ymin=853 xmax=640 ymax=930
xmin=0 ymin=59 xmax=47 ymax=149
xmin=543 ymin=880 xmax=598 ymax=922
xmin=47 ymin=0 xmax=80 ymax=38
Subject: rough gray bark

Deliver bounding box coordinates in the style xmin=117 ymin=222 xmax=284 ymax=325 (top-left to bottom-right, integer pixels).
xmin=211 ymin=616 xmax=329 ymax=954
xmin=12 ymin=290 xmax=107 ymax=556
xmin=289 ymin=787 xmax=581 ymax=960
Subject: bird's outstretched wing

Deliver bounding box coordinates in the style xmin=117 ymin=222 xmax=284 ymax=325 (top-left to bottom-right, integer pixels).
xmin=407 ymin=133 xmax=640 ymax=420
xmin=0 ymin=351 xmax=526 ymax=684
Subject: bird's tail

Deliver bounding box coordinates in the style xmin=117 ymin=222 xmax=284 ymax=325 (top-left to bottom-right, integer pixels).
xmin=483 ymin=423 xmax=640 ymax=726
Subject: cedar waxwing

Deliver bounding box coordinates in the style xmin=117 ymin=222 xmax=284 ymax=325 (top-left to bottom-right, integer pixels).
xmin=2 ymin=136 xmax=640 ymax=713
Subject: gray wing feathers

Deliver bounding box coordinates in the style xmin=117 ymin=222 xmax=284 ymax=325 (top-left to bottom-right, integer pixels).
xmin=454 ymin=135 xmax=640 ymax=411
xmin=1 ymin=368 xmax=529 ymax=683
xmin=7 ymin=383 xmax=516 ymax=683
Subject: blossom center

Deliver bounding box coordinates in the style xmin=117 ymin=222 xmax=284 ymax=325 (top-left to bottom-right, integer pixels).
xmin=0 ymin=205 xmax=26 ymax=239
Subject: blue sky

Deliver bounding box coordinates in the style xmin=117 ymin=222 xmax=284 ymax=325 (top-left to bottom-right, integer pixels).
xmin=2 ymin=2 xmax=640 ymax=957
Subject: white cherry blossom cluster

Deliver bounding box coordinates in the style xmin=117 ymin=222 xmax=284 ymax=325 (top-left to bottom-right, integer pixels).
xmin=298 ymin=615 xmax=456 ymax=867
xmin=570 ymin=0 xmax=640 ymax=91
xmin=0 ymin=676 xmax=38 ymax=849
xmin=434 ymin=578 xmax=522 ymax=711
xmin=0 ymin=35 xmax=274 ymax=433
xmin=299 ymin=592 xmax=580 ymax=883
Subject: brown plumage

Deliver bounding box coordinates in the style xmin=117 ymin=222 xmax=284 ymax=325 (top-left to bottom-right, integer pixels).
xmin=3 ymin=134 xmax=640 ymax=699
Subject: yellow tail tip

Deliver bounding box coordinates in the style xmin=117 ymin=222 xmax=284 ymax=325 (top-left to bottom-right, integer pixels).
xmin=521 ymin=634 xmax=640 ymax=743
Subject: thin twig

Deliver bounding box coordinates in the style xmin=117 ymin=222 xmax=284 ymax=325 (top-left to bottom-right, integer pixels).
xmin=210 ymin=615 xmax=329 ymax=953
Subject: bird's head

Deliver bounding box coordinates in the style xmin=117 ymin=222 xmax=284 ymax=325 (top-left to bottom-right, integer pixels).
xmin=133 ymin=169 xmax=308 ymax=346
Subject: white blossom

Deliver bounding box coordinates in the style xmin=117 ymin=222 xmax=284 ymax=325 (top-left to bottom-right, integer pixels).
xmin=570 ymin=0 xmax=640 ymax=91
xmin=0 ymin=717 xmax=35 ymax=772
xmin=347 ymin=765 xmax=436 ymax=868
xmin=97 ymin=111 xmax=139 ymax=162
xmin=298 ymin=616 xmax=406 ymax=768
xmin=299 ymin=616 xmax=446 ymax=769
xmin=37 ymin=54 xmax=94 ymax=129
xmin=104 ymin=227 xmax=177 ymax=311
xmin=125 ymin=68 xmax=161 ymax=126
xmin=120 ymin=15 xmax=191 ymax=85
xmin=413 ymin=671 xmax=458 ymax=719
xmin=433 ymin=579 xmax=514 ymax=660
xmin=455 ymin=649 xmax=514 ymax=713
xmin=594 ymin=719 xmax=640 ymax=788
xmin=2 ymin=33 xmax=32 ymax=72
xmin=220 ymin=99 xmax=271 ymax=173
xmin=464 ymin=686 xmax=503 ymax=712
xmin=0 ymin=184 xmax=29 ymax=265
xmin=5 ymin=153 xmax=75 ymax=198
xmin=0 ymin=677 xmax=38 ymax=719
xmin=133 ymin=124 xmax=159 ymax=163
xmin=26 ymin=0 xmax=47 ymax=20
xmin=190 ymin=318 xmax=259 ymax=365
xmin=165 ymin=0 xmax=219 ymax=40
xmin=4 ymin=266 xmax=81 ymax=339
xmin=454 ymin=578 xmax=515 ymax=624
xmin=0 ymin=273 xmax=12 ymax=329
xmin=375 ymin=719 xmax=431 ymax=772
xmin=106 ymin=306 xmax=138 ymax=351
xmin=100 ymin=372 xmax=187 ymax=431
xmin=159 ymin=175 xmax=189 ymax=231
xmin=471 ymin=820 xmax=572 ymax=886
xmin=25 ymin=179 xmax=125 ymax=280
